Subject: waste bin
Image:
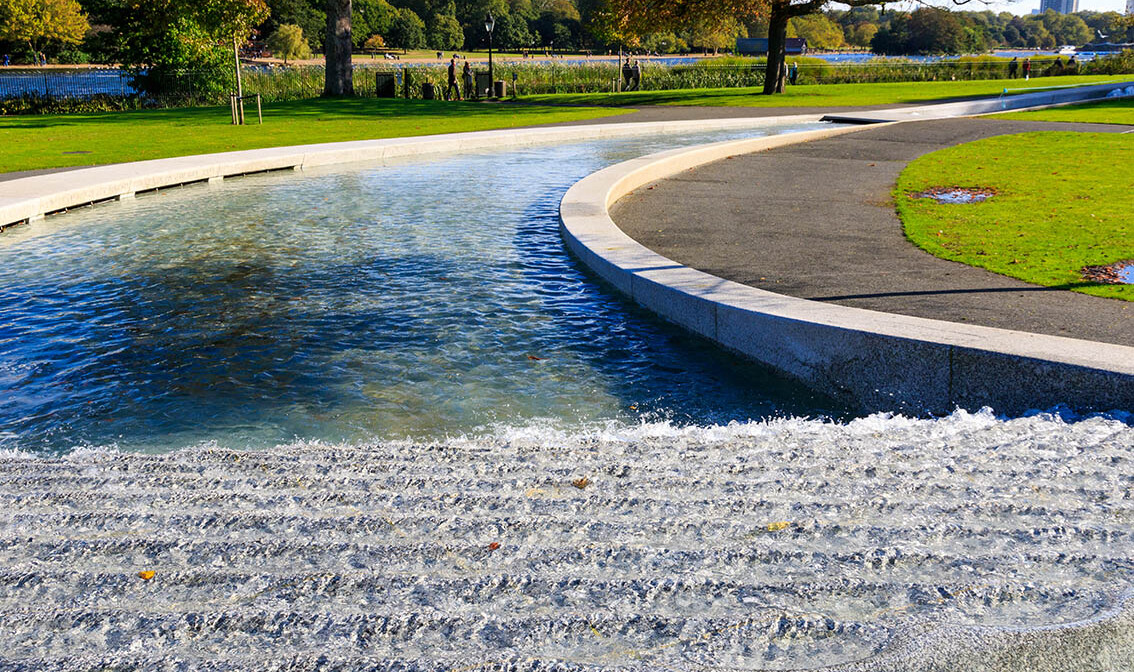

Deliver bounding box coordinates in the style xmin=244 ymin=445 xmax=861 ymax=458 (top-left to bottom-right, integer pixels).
xmin=421 ymin=82 xmax=435 ymax=100
xmin=375 ymin=72 xmax=396 ymax=98
xmin=493 ymin=80 xmax=506 ymax=98
xmin=474 ymin=72 xmax=491 ymax=99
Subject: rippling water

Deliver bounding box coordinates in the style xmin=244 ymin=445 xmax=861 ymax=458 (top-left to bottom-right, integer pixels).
xmin=0 ymin=124 xmax=840 ymax=453
xmin=0 ymin=123 xmax=1131 ymax=670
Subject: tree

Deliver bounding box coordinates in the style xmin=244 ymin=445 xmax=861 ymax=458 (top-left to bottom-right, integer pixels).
xmin=266 ymin=23 xmax=312 ymax=62
xmin=789 ymin=13 xmax=844 ymax=50
xmin=324 ymin=0 xmax=353 ymax=95
xmin=0 ymin=0 xmax=89 ymax=53
xmin=352 ymin=0 xmax=397 ymax=48
xmin=429 ymin=11 xmax=464 ymax=50
xmin=387 ymin=6 xmax=426 ymax=50
xmin=84 ymin=0 xmax=267 ymax=99
xmin=586 ymin=0 xmax=973 ymax=95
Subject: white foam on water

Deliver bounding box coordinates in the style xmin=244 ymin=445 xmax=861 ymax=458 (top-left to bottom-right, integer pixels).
xmin=0 ymin=409 xmax=1129 ymax=670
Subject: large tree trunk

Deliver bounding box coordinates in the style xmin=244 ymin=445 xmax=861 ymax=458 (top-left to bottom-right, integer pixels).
xmin=324 ymin=0 xmax=354 ymax=96
xmin=763 ymin=1 xmax=791 ymax=95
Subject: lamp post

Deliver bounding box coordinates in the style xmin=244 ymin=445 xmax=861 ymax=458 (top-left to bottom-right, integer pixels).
xmin=485 ymin=13 xmax=495 ymax=97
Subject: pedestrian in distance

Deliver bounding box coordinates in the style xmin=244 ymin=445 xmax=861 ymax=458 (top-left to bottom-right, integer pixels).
xmin=2 ymin=54 xmax=8 ymax=67
xmin=788 ymin=61 xmax=798 ymax=85
xmin=445 ymin=57 xmax=461 ymax=101
xmin=1008 ymin=56 xmax=1018 ymax=79
xmin=1023 ymin=57 xmax=1031 ymax=81
xmin=631 ymin=60 xmax=642 ymax=91
xmin=462 ymin=60 xmax=474 ymax=100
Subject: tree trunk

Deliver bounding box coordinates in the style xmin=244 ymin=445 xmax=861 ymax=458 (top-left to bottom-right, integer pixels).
xmin=763 ymin=1 xmax=790 ymax=95
xmin=324 ymin=0 xmax=354 ymax=96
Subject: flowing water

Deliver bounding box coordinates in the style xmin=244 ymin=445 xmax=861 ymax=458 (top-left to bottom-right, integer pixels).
xmin=0 ymin=123 xmax=1131 ymax=670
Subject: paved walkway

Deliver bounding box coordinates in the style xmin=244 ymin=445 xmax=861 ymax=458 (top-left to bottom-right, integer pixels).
xmin=612 ymin=117 xmax=1133 ymax=347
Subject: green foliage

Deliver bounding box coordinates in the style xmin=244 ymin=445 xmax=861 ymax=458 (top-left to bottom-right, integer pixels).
xmin=388 ymin=7 xmax=427 ymax=50
xmin=897 ymin=132 xmax=1133 ymax=301
xmin=87 ymin=0 xmax=268 ymax=100
xmin=0 ymin=92 xmax=145 ymax=115
xmin=352 ymin=0 xmax=399 ymax=48
xmin=0 ymin=0 xmax=89 ymax=51
xmin=429 ymin=12 xmax=465 ymax=50
xmin=266 ymin=23 xmax=313 ymax=63
xmin=788 ymin=14 xmax=844 ymax=51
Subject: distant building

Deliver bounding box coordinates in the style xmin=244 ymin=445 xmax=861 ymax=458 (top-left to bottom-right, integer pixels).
xmin=736 ymin=38 xmax=808 ymax=55
xmin=1039 ymin=0 xmax=1078 ymax=13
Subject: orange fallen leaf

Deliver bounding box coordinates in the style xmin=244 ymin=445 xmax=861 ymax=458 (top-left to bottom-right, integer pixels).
xmin=488 ymin=542 xmax=500 ymax=551
xmin=527 ymin=355 xmax=544 ymax=361
xmin=572 ymin=476 xmax=590 ymax=490
xmin=138 ymin=570 xmax=155 ymax=581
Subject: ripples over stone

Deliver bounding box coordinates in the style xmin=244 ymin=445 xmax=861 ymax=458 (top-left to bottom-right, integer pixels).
xmin=0 ymin=411 xmax=1131 ymax=669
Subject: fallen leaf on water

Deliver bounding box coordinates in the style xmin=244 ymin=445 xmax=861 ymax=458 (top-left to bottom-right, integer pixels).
xmin=527 ymin=355 xmax=544 ymax=361
xmin=488 ymin=542 xmax=501 ymax=551
xmin=572 ymin=476 xmax=590 ymax=490
xmin=138 ymin=570 xmax=155 ymax=581
xmin=765 ymin=521 xmax=791 ymax=532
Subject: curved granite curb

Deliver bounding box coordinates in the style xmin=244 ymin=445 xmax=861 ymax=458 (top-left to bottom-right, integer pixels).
xmin=0 ymin=114 xmax=824 ymax=229
xmin=558 ymin=126 xmax=1134 ymax=415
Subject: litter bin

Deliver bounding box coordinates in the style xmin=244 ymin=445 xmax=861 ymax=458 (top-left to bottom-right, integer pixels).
xmin=493 ymin=80 xmax=506 ymax=99
xmin=421 ymin=82 xmax=435 ymax=100
xmin=375 ymin=72 xmax=396 ymax=98
xmin=474 ymin=72 xmax=491 ymax=99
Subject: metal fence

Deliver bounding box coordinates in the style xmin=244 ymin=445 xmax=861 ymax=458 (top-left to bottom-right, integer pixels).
xmin=0 ymin=69 xmax=137 ymax=98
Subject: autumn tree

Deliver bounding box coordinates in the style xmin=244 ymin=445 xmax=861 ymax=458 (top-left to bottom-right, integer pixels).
xmin=0 ymin=0 xmax=89 ymax=54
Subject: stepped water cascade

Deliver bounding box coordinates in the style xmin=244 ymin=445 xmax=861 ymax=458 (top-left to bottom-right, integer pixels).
xmin=0 ymin=124 xmax=1130 ymax=671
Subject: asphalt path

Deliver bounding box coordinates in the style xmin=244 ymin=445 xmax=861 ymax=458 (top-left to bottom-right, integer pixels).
xmin=611 ymin=116 xmax=1133 ymax=347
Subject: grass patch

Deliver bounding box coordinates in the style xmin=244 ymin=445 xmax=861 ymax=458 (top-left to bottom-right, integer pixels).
xmin=995 ymin=96 xmax=1134 ymax=125
xmin=0 ymin=97 xmax=627 ymax=173
xmin=897 ymin=131 xmax=1133 ymax=301
xmin=523 ymin=75 xmax=1134 ymax=108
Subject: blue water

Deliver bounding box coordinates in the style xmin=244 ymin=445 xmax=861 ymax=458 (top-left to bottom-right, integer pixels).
xmin=0 ymin=124 xmax=845 ymax=454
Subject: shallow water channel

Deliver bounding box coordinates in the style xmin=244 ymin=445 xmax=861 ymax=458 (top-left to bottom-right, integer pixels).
xmin=0 ymin=123 xmax=1130 ymax=670
xmin=0 ymin=123 xmax=839 ymax=453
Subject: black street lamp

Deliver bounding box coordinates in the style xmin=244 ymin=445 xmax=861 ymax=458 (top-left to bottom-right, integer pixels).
xmin=485 ymin=13 xmax=495 ymax=97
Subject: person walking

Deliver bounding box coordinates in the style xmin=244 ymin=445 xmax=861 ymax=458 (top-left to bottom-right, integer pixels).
xmin=1023 ymin=57 xmax=1031 ymax=81
xmin=788 ymin=61 xmax=798 ymax=85
xmin=2 ymin=54 xmax=9 ymax=67
xmin=1008 ymin=57 xmax=1018 ymax=79
xmin=445 ymin=57 xmax=461 ymax=101
xmin=462 ymin=60 xmax=473 ymax=100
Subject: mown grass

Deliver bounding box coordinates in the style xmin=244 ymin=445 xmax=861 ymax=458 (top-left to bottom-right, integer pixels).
xmin=897 ymin=132 xmax=1133 ymax=301
xmin=523 ymin=75 xmax=1134 ymax=107
xmin=995 ymin=96 xmax=1134 ymax=125
xmin=0 ymin=97 xmax=627 ymax=173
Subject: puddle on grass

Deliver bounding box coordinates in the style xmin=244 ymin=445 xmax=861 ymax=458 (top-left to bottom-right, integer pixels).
xmin=1082 ymin=259 xmax=1134 ymax=285
xmin=913 ymin=186 xmax=996 ymax=204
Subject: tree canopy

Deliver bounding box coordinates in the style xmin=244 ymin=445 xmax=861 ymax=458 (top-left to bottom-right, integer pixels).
xmin=0 ymin=0 xmax=89 ymax=52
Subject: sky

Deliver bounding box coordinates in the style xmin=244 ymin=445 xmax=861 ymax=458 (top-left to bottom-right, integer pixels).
xmin=890 ymin=0 xmax=1128 ymax=15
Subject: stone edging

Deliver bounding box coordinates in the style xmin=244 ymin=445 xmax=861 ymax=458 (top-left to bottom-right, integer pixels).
xmin=558 ymin=125 xmax=1134 ymax=415
xmin=0 ymin=114 xmax=824 ymax=229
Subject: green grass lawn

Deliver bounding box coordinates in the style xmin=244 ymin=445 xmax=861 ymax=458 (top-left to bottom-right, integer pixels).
xmin=995 ymin=96 xmax=1134 ymax=125
xmin=897 ymin=131 xmax=1133 ymax=301
xmin=0 ymin=97 xmax=627 ymax=173
xmin=524 ymin=75 xmax=1134 ymax=108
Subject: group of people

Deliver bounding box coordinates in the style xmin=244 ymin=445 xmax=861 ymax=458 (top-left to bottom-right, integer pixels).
xmin=1007 ymin=55 xmax=1078 ymax=81
xmin=2 ymin=53 xmax=46 ymax=66
xmin=445 ymin=56 xmax=475 ymax=101
xmin=621 ymin=59 xmax=642 ymax=91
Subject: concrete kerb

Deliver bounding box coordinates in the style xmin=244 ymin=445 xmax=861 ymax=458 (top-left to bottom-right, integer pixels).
xmin=559 ymin=116 xmax=1134 ymax=415
xmin=0 ymin=114 xmax=827 ymax=230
